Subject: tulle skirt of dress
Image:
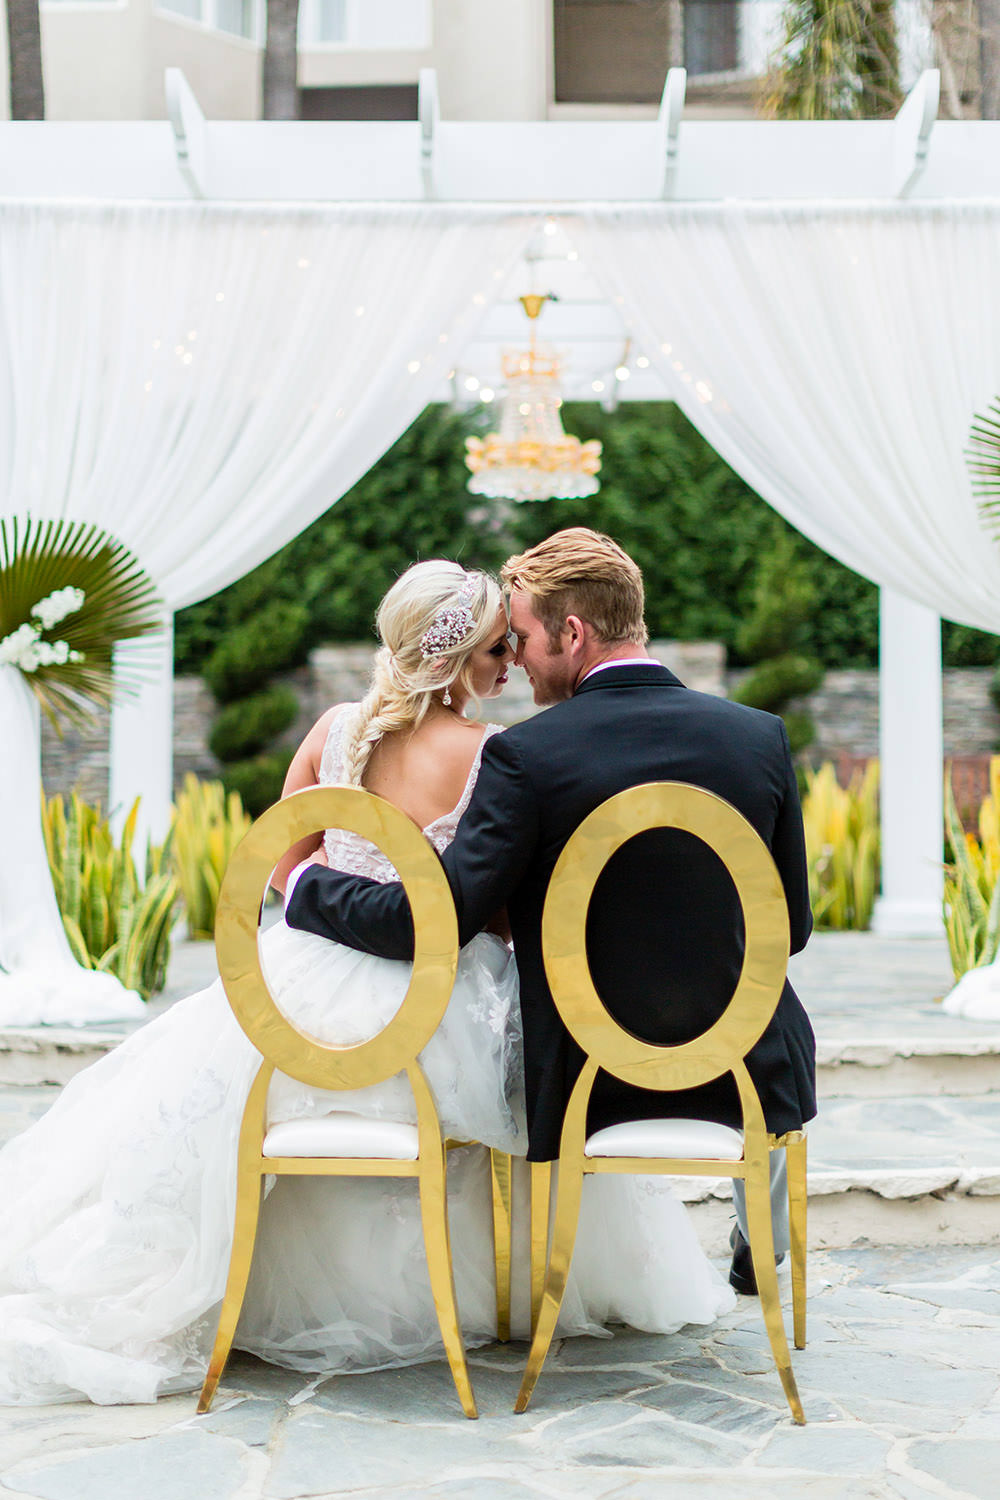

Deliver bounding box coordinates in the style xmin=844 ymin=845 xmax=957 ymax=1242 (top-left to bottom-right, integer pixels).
xmin=0 ymin=919 xmax=734 ymax=1406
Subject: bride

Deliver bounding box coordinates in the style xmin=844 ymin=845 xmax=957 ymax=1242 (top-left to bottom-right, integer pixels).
xmin=0 ymin=561 xmax=734 ymax=1408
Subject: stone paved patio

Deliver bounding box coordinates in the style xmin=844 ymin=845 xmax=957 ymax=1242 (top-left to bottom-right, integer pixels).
xmin=2 ymin=933 xmax=999 ymax=1497
xmin=1 ymin=1246 xmax=998 ymax=1499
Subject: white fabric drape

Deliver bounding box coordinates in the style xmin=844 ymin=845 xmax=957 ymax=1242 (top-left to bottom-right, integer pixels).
xmin=575 ymin=202 xmax=1000 ymax=632
xmin=0 ymin=667 xmax=145 ymax=1024
xmin=0 ymin=202 xmax=536 ymax=1022
xmin=0 ymin=202 xmax=534 ymax=608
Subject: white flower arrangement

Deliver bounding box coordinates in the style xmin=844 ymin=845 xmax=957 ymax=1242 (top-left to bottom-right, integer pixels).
xmin=0 ymin=587 xmax=85 ymax=674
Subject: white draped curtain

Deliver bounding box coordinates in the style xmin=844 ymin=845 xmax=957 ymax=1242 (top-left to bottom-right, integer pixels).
xmin=574 ymin=201 xmax=1000 ymax=950
xmin=0 ymin=202 xmax=537 ymax=1023
xmin=574 ymin=202 xmax=1000 ymax=631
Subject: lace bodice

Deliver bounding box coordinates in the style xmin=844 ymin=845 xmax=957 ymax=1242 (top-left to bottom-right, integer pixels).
xmin=318 ymin=705 xmax=502 ymax=881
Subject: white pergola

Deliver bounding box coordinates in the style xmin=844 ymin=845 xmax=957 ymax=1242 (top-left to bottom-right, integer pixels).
xmin=3 ymin=63 xmax=998 ymax=1012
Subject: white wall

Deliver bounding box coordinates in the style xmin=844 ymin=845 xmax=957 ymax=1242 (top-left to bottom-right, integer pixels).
xmin=300 ymin=0 xmax=548 ymax=120
xmin=146 ymin=11 xmax=259 ymax=118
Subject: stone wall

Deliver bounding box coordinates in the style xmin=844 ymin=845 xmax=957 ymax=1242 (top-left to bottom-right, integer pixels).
xmin=38 ymin=640 xmax=726 ymax=805
xmin=38 ymin=651 xmax=1000 ymax=807
xmin=724 ymin=667 xmax=1000 ymax=765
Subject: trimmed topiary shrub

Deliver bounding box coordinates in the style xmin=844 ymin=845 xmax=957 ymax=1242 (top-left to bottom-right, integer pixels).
xmin=208 ymin=685 xmax=299 ymax=763
xmin=732 ymin=655 xmax=824 ymax=713
xmin=203 ymin=600 xmax=309 ymax=703
xmin=730 ymin=534 xmax=824 ymax=752
xmin=220 ymin=752 xmax=295 ymax=818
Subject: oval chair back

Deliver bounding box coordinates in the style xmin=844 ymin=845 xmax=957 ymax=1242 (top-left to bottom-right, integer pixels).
xmin=516 ymin=781 xmax=807 ymax=1425
xmin=199 ymin=785 xmax=478 ymax=1420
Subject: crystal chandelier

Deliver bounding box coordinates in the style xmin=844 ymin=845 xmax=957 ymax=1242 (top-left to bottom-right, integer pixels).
xmin=465 ymin=295 xmax=602 ymax=503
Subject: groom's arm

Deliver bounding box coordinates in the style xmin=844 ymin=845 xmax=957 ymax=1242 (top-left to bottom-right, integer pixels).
xmin=285 ymin=733 xmax=538 ymax=958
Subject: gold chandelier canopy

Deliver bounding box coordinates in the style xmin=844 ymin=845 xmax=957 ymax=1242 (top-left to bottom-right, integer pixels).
xmin=465 ymin=295 xmax=602 ymax=504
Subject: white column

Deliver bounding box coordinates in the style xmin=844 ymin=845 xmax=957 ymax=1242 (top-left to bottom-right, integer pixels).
xmin=109 ymin=616 xmax=175 ymax=850
xmin=872 ymin=587 xmax=943 ymax=937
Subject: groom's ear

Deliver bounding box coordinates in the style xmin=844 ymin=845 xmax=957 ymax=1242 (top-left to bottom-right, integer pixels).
xmin=564 ymin=614 xmax=588 ymax=654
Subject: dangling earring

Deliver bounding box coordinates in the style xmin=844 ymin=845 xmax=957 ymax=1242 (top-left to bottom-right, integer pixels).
xmin=442 ymin=687 xmax=452 ymax=707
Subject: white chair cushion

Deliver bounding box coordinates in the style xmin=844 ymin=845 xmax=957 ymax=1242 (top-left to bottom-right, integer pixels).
xmin=584 ymin=1118 xmax=745 ymax=1161
xmin=263 ymin=1115 xmax=420 ymax=1161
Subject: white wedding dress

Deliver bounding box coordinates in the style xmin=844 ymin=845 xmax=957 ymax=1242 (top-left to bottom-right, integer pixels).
xmin=0 ymin=710 xmax=734 ymax=1407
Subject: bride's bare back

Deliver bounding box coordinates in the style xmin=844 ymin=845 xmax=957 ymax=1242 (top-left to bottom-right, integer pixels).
xmin=271 ymin=704 xmax=488 ymax=894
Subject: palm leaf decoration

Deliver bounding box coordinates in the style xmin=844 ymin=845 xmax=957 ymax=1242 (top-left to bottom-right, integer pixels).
xmin=0 ymin=516 xmax=162 ymax=728
xmin=970 ymin=401 xmax=1000 ymax=543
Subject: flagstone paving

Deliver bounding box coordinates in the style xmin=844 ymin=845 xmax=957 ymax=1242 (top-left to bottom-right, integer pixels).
xmin=2 ymin=934 xmax=1000 ymax=1495
xmin=1 ymin=1246 xmax=998 ymax=1499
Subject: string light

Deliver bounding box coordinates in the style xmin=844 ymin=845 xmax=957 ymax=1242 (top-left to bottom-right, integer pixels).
xmin=615 ymin=365 xmax=630 ymax=381
xmin=480 ymin=387 xmax=495 ymax=402
xmin=636 ymin=355 xmax=650 ymax=369
xmin=592 ymin=380 xmax=605 ymax=393
xmin=464 ymin=375 xmax=480 ymax=392
xmin=407 ymin=360 xmax=422 ymax=374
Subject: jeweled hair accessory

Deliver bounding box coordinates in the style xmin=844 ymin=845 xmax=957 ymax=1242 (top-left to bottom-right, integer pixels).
xmin=419 ymin=574 xmax=479 ymax=659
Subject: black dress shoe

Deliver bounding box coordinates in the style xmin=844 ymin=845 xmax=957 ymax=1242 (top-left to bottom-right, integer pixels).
xmin=728 ymin=1227 xmax=786 ymax=1296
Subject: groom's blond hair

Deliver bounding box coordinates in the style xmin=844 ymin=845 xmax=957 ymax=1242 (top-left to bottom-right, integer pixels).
xmin=501 ymin=528 xmax=648 ymax=648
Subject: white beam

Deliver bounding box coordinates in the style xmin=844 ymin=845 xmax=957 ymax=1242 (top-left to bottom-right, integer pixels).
xmin=109 ymin=620 xmax=175 ymax=852
xmin=418 ymin=68 xmax=439 ymax=200
xmin=872 ymin=588 xmax=943 ymax=937
xmin=891 ymin=69 xmax=939 ymax=199
xmin=165 ymin=68 xmax=208 ymax=201
xmin=659 ymin=67 xmax=686 ymax=199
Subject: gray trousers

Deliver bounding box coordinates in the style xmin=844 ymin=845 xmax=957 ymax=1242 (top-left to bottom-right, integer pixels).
xmin=731 ymin=1150 xmax=789 ymax=1257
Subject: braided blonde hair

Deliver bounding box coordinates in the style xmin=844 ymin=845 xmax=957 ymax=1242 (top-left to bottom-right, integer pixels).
xmin=341 ymin=561 xmax=504 ymax=788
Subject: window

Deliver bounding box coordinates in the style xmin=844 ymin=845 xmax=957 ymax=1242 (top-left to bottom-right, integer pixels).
xmin=299 ymin=0 xmax=430 ymax=49
xmin=553 ymin=0 xmax=748 ymax=103
xmin=156 ymin=0 xmax=258 ymax=41
xmin=683 ymin=1 xmax=737 ymax=76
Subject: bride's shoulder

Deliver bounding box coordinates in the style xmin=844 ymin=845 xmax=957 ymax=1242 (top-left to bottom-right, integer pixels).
xmin=283 ymin=703 xmax=356 ymax=792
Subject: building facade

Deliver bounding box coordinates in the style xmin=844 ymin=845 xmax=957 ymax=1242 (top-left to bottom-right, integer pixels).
xmin=1 ymin=0 xmax=788 ymax=123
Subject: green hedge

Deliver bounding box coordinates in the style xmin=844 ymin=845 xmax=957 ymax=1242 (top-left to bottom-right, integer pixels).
xmin=202 ymin=600 xmax=309 ymax=703
xmin=176 ymin=404 xmax=1000 ymax=676
xmin=220 ymin=751 xmax=295 ymax=818
xmin=208 ymin=685 xmax=299 ymax=763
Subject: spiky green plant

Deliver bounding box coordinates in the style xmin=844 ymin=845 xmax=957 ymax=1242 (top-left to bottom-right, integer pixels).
xmin=0 ymin=516 xmax=161 ymax=728
xmin=763 ymin=0 xmax=902 ymax=121
xmin=970 ymin=400 xmax=1000 ymax=543
xmin=943 ymin=758 xmax=1000 ymax=981
xmin=801 ymin=759 xmax=880 ymax=929
xmin=171 ymin=775 xmax=252 ymax=940
xmin=41 ymin=792 xmax=178 ymax=999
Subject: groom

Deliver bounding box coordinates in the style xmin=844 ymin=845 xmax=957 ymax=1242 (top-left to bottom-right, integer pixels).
xmin=285 ymin=528 xmax=815 ymax=1289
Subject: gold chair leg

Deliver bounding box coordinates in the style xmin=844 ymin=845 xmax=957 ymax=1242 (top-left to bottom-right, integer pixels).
xmin=529 ymin=1160 xmax=552 ymax=1337
xmin=515 ymin=1160 xmax=583 ymax=1414
xmin=197 ymin=1168 xmax=265 ymax=1414
xmin=745 ymin=1164 xmax=805 ymax=1425
xmin=490 ymin=1150 xmax=512 ymax=1343
xmin=785 ymin=1133 xmax=808 ymax=1350
xmin=417 ymin=1147 xmax=478 ymax=1420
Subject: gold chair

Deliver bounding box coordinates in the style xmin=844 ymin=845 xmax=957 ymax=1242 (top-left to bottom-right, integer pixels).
xmin=515 ymin=782 xmax=808 ymax=1423
xmin=197 ymin=785 xmax=479 ymax=1420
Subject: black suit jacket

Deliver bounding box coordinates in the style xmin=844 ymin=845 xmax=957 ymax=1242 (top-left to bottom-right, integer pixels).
xmin=286 ymin=664 xmax=816 ymax=1160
